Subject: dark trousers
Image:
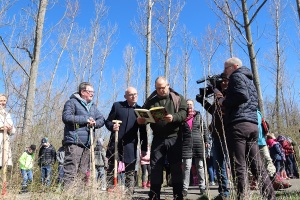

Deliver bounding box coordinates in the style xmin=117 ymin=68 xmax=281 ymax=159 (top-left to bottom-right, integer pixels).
xmin=149 ymin=135 xmax=183 ymax=200
xmin=141 ymin=164 xmax=151 ymax=182
xmin=63 ymin=145 xmax=90 ymax=188
xmin=107 ymin=160 xmax=136 ymax=192
xmin=226 ymin=122 xmax=275 ymax=200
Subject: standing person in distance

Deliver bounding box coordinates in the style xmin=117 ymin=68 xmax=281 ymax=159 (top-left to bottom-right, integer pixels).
xmin=62 ymin=82 xmax=105 ymax=189
xmin=56 ymin=140 xmax=65 ymax=185
xmin=0 ymin=94 xmax=16 ymax=170
xmin=19 ymin=145 xmax=36 ymax=193
xmin=105 ymin=87 xmax=148 ymax=194
xmin=38 ymin=137 xmax=56 ymax=187
xmin=218 ymin=57 xmax=275 ymax=200
xmin=94 ymin=137 xmax=108 ymax=190
xmin=140 ymin=146 xmax=151 ymax=189
xmin=181 ymin=99 xmax=209 ymax=197
xmin=138 ymin=76 xmax=187 ymax=200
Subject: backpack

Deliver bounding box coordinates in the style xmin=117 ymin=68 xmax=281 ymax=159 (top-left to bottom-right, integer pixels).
xmin=261 ymin=117 xmax=269 ymax=135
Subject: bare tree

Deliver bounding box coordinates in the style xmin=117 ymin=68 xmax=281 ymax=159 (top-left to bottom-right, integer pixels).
xmin=23 ymin=0 xmax=48 ymax=136
xmin=153 ymin=0 xmax=185 ymax=80
xmin=179 ymin=26 xmax=193 ymax=99
xmin=296 ymin=0 xmax=300 ymax=23
xmin=123 ymin=45 xmax=136 ymax=88
xmin=212 ymin=0 xmax=268 ymax=115
xmin=132 ymin=0 xmax=155 ymax=98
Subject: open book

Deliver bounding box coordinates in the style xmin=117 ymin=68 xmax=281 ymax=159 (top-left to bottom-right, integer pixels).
xmin=134 ymin=107 xmax=167 ymax=123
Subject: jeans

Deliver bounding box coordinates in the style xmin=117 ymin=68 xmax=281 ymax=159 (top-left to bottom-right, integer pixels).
xmin=206 ymin=156 xmax=215 ymax=182
xmin=96 ymin=166 xmax=106 ymax=188
xmin=182 ymin=158 xmax=205 ymax=191
xmin=41 ymin=165 xmax=52 ymax=186
xmin=141 ymin=164 xmax=151 ymax=182
xmin=226 ymin=122 xmax=275 ymax=200
xmin=57 ymin=165 xmax=64 ymax=184
xmin=213 ymin=138 xmax=230 ymax=197
xmin=21 ymin=169 xmax=33 ymax=187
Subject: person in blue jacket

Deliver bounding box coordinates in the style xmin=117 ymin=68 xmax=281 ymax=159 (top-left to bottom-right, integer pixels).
xmin=62 ymin=82 xmax=105 ymax=189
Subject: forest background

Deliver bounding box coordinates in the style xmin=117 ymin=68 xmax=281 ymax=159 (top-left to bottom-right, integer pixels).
xmin=0 ymin=0 xmax=300 ymax=152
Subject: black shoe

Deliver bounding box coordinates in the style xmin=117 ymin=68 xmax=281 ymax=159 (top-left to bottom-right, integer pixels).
xmin=200 ymin=188 xmax=206 ymax=195
xmin=214 ymin=194 xmax=228 ymax=200
xmin=182 ymin=190 xmax=188 ymax=197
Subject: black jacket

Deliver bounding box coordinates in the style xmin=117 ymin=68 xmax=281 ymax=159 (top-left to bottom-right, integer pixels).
xmin=105 ymin=101 xmax=147 ymax=164
xmin=223 ymin=67 xmax=258 ymax=126
xmin=182 ymin=111 xmax=208 ymax=159
xmin=38 ymin=144 xmax=56 ymax=166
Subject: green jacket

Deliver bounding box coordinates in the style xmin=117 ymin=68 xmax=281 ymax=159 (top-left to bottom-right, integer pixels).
xmin=144 ymin=90 xmax=187 ymax=138
xmin=19 ymin=151 xmax=35 ymax=170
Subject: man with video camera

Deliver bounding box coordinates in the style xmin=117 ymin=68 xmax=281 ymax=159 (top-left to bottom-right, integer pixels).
xmin=196 ymin=73 xmax=230 ymax=200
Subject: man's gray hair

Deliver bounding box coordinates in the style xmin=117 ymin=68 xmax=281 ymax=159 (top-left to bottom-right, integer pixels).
xmin=225 ymin=57 xmax=243 ymax=67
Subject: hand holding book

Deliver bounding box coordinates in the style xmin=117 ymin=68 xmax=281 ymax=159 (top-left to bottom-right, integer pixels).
xmin=135 ymin=107 xmax=168 ymax=123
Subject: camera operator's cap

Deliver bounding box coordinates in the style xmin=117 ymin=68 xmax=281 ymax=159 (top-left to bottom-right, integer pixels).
xmin=221 ymin=73 xmax=229 ymax=80
xmin=41 ymin=137 xmax=49 ymax=144
xmin=29 ymin=144 xmax=36 ymax=151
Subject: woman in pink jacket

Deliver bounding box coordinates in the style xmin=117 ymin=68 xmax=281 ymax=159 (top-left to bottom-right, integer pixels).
xmin=140 ymin=147 xmax=151 ymax=188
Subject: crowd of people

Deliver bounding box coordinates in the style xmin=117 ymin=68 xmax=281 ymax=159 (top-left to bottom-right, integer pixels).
xmin=0 ymin=57 xmax=299 ymax=200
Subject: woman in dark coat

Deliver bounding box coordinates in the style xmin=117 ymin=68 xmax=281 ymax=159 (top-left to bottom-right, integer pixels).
xmin=182 ymin=99 xmax=208 ymax=197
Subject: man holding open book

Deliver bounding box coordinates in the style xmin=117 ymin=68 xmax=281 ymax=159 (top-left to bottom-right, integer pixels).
xmin=138 ymin=76 xmax=187 ymax=200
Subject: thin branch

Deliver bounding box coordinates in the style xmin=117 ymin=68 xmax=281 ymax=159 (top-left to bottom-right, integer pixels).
xmin=0 ymin=36 xmax=29 ymax=78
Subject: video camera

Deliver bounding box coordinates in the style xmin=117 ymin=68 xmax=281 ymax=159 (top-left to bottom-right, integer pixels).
xmin=196 ymin=74 xmax=223 ymax=102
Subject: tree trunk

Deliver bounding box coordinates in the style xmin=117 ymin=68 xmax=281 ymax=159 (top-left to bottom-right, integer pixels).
xmin=146 ymin=0 xmax=154 ymax=98
xmin=23 ymin=0 xmax=48 ymax=135
xmin=241 ymin=0 xmax=265 ymax=115
xmin=164 ymin=0 xmax=172 ymax=80
xmin=296 ymin=0 xmax=300 ymax=23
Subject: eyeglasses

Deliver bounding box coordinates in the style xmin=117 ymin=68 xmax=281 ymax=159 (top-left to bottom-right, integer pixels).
xmin=127 ymin=93 xmax=138 ymax=97
xmin=156 ymin=85 xmax=168 ymax=90
xmin=84 ymin=90 xmax=94 ymax=94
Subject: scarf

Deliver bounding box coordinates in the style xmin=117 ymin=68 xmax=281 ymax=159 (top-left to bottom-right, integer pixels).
xmin=185 ymin=109 xmax=196 ymax=130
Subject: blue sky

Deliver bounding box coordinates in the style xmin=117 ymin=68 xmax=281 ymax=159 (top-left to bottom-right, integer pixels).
xmin=1 ymin=0 xmax=299 ymax=112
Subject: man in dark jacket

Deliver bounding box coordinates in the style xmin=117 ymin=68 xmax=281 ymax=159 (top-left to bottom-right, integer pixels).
xmin=182 ymin=99 xmax=208 ymax=196
xmin=105 ymin=86 xmax=148 ymax=194
xmin=38 ymin=137 xmax=56 ymax=186
xmin=218 ymin=57 xmax=275 ymax=200
xmin=197 ymin=73 xmax=230 ymax=199
xmin=62 ymin=82 xmax=105 ymax=188
xmin=138 ymin=76 xmax=187 ymax=200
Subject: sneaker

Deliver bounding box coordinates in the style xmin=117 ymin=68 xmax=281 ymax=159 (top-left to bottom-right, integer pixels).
xmin=182 ymin=190 xmax=188 ymax=197
xmin=209 ymin=181 xmax=216 ymax=186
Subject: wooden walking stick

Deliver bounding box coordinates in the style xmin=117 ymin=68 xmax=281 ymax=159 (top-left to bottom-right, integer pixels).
xmin=112 ymin=120 xmax=122 ymax=187
xmin=1 ymin=110 xmax=7 ymax=195
xmin=89 ymin=125 xmax=96 ymax=186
